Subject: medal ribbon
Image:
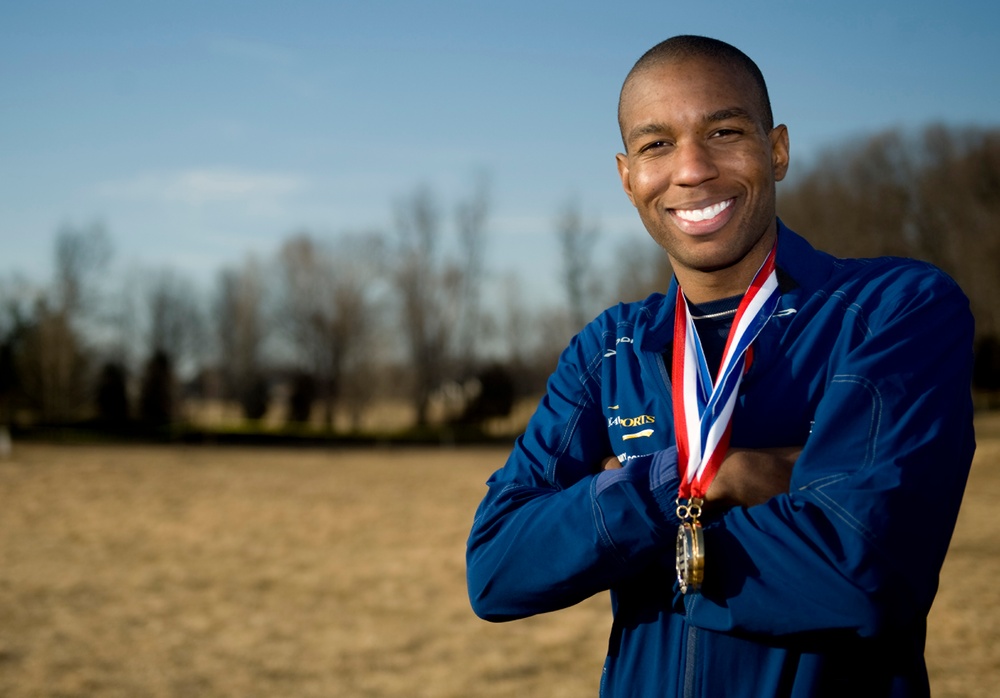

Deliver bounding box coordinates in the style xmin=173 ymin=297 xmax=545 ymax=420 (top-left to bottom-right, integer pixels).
xmin=671 ymin=243 xmax=780 ymax=502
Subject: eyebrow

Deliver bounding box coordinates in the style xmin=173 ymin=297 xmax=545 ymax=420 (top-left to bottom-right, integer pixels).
xmin=625 ymin=107 xmax=758 ymax=148
xmin=625 ymin=122 xmax=672 ymax=145
xmin=705 ymin=108 xmax=756 ymax=124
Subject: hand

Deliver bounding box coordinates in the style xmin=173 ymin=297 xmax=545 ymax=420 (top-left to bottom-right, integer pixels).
xmin=705 ymin=447 xmax=800 ymax=510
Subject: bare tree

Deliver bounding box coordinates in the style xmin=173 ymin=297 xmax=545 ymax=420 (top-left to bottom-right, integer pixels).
xmin=276 ymin=231 xmax=382 ymax=430
xmin=277 ymin=234 xmax=331 ymax=426
xmin=496 ymin=273 xmax=566 ymax=398
xmin=331 ymin=233 xmax=385 ymax=430
xmin=778 ymin=124 xmax=1000 ymax=341
xmin=12 ymin=225 xmax=112 ymax=423
xmin=556 ymin=198 xmax=601 ymax=331
xmin=779 ymin=131 xmax=917 ymax=261
xmin=612 ymin=235 xmax=673 ymax=303
xmin=453 ymin=173 xmax=491 ymax=372
xmin=138 ymin=269 xmax=206 ymax=423
xmin=95 ymin=268 xmax=145 ymax=409
xmin=391 ymin=186 xmax=466 ymax=427
xmin=53 ymin=221 xmax=112 ymax=318
xmin=17 ymin=297 xmax=88 ymax=422
xmin=912 ymin=125 xmax=1000 ymax=339
xmin=145 ymin=269 xmax=206 ymax=367
xmin=214 ymin=256 xmax=269 ymax=419
xmin=0 ymin=276 xmax=33 ymax=425
xmin=497 ymin=273 xmax=532 ymax=371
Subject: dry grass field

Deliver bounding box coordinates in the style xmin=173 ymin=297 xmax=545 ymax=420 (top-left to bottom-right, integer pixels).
xmin=0 ymin=414 xmax=998 ymax=697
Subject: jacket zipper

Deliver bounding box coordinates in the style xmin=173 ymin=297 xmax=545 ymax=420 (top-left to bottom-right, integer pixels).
xmin=683 ymin=623 xmax=700 ymax=698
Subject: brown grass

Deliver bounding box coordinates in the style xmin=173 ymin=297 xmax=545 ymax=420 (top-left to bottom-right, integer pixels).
xmin=0 ymin=416 xmax=997 ymax=696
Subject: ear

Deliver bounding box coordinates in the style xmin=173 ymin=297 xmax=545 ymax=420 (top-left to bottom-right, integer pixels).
xmin=770 ymin=124 xmax=790 ymax=182
xmin=616 ymin=152 xmax=637 ymax=207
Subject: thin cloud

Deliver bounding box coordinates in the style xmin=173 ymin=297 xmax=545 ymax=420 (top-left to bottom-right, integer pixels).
xmin=206 ymin=37 xmax=298 ymax=68
xmin=96 ymin=168 xmax=307 ymax=206
xmin=205 ymin=36 xmax=322 ymax=99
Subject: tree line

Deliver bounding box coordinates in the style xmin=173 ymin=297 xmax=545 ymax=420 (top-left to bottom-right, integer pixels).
xmin=777 ymin=124 xmax=1000 ymax=394
xmin=1 ymin=123 xmax=998 ymax=435
xmin=0 ymin=174 xmax=607 ymax=434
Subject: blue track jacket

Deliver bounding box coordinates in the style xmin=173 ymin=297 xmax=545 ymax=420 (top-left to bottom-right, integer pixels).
xmin=467 ymin=223 xmax=975 ymax=697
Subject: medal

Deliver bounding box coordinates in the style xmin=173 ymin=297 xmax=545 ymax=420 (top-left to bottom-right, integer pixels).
xmin=675 ymin=498 xmax=705 ymax=593
xmin=671 ymin=243 xmax=780 ymax=593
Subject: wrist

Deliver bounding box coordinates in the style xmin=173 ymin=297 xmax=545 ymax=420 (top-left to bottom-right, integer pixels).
xmin=649 ymin=446 xmax=682 ymax=527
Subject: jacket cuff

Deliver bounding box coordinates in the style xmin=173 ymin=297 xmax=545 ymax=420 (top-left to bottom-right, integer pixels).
xmin=592 ymin=447 xmax=682 ymax=555
xmin=648 ymin=446 xmax=682 ymax=525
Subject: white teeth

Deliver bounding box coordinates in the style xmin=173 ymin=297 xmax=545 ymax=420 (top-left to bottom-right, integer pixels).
xmin=675 ymin=199 xmax=732 ymax=222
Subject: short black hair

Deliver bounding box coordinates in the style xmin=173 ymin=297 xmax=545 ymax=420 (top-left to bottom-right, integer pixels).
xmin=618 ymin=35 xmax=774 ymax=144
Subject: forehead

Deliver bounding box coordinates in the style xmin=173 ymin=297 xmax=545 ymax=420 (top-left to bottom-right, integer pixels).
xmin=620 ymin=56 xmax=762 ymax=133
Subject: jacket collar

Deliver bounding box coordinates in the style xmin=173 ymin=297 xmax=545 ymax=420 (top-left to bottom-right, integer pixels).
xmin=635 ymin=220 xmax=835 ymax=353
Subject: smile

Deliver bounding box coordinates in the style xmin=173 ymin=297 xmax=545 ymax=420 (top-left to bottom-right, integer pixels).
xmin=673 ymin=199 xmax=733 ymax=222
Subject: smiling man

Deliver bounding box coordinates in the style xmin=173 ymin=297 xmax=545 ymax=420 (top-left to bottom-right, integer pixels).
xmin=616 ymin=42 xmax=787 ymax=303
xmin=467 ymin=36 xmax=975 ymax=697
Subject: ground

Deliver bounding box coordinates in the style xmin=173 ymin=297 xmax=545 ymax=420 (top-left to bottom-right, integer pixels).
xmin=0 ymin=415 xmax=997 ymax=696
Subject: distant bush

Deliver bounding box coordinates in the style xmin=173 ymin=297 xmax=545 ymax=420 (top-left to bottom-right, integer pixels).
xmin=96 ymin=361 xmax=129 ymax=426
xmin=140 ymin=351 xmax=174 ymax=426
xmin=288 ymin=372 xmax=316 ymax=424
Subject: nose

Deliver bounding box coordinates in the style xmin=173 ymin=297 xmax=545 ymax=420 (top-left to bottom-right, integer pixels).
xmin=672 ymin=140 xmax=719 ymax=187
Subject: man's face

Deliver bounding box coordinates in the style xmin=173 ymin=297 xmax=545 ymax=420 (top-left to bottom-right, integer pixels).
xmin=616 ymin=57 xmax=789 ymax=296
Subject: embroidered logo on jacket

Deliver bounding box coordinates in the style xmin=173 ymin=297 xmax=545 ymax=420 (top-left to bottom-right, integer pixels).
xmin=604 ymin=336 xmax=634 ymax=358
xmin=608 ymin=414 xmax=656 ymax=440
xmin=608 ymin=414 xmax=655 ymax=429
xmin=622 ymin=429 xmax=655 ymax=440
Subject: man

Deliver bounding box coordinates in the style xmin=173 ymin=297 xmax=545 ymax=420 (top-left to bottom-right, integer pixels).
xmin=466 ymin=35 xmax=975 ymax=697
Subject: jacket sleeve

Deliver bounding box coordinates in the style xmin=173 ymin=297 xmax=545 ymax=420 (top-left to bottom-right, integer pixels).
xmin=687 ymin=266 xmax=976 ymax=638
xmin=467 ymin=316 xmax=681 ymax=621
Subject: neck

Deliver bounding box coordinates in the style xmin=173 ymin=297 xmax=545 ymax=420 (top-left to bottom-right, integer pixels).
xmin=673 ymin=228 xmax=776 ymax=304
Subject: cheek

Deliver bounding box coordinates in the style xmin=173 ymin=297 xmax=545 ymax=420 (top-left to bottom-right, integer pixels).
xmin=731 ymin=151 xmax=774 ymax=186
xmin=629 ymin=166 xmax=667 ymax=203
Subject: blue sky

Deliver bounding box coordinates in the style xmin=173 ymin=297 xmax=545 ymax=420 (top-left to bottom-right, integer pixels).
xmin=3 ymin=0 xmax=999 ymax=303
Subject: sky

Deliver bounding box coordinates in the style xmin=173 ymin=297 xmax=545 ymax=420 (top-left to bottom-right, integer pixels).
xmin=3 ymin=0 xmax=999 ymax=306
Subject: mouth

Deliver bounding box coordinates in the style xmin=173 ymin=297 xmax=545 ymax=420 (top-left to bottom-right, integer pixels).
xmin=669 ymin=198 xmax=736 ymax=235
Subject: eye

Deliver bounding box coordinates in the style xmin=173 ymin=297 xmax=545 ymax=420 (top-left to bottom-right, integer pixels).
xmin=639 ymin=139 xmax=673 ymax=154
xmin=711 ymin=128 xmax=743 ymax=139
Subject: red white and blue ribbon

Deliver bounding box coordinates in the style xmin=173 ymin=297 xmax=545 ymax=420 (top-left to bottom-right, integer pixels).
xmin=671 ymin=244 xmax=781 ymax=501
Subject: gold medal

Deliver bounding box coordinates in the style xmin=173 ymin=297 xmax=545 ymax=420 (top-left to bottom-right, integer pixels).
xmin=675 ymin=520 xmax=704 ymax=594
xmin=675 ymin=498 xmax=705 ymax=594
xmin=670 ymin=243 xmax=780 ymax=596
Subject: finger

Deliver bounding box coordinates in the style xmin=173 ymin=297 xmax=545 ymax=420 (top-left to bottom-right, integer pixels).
xmin=602 ymin=456 xmax=623 ymax=470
